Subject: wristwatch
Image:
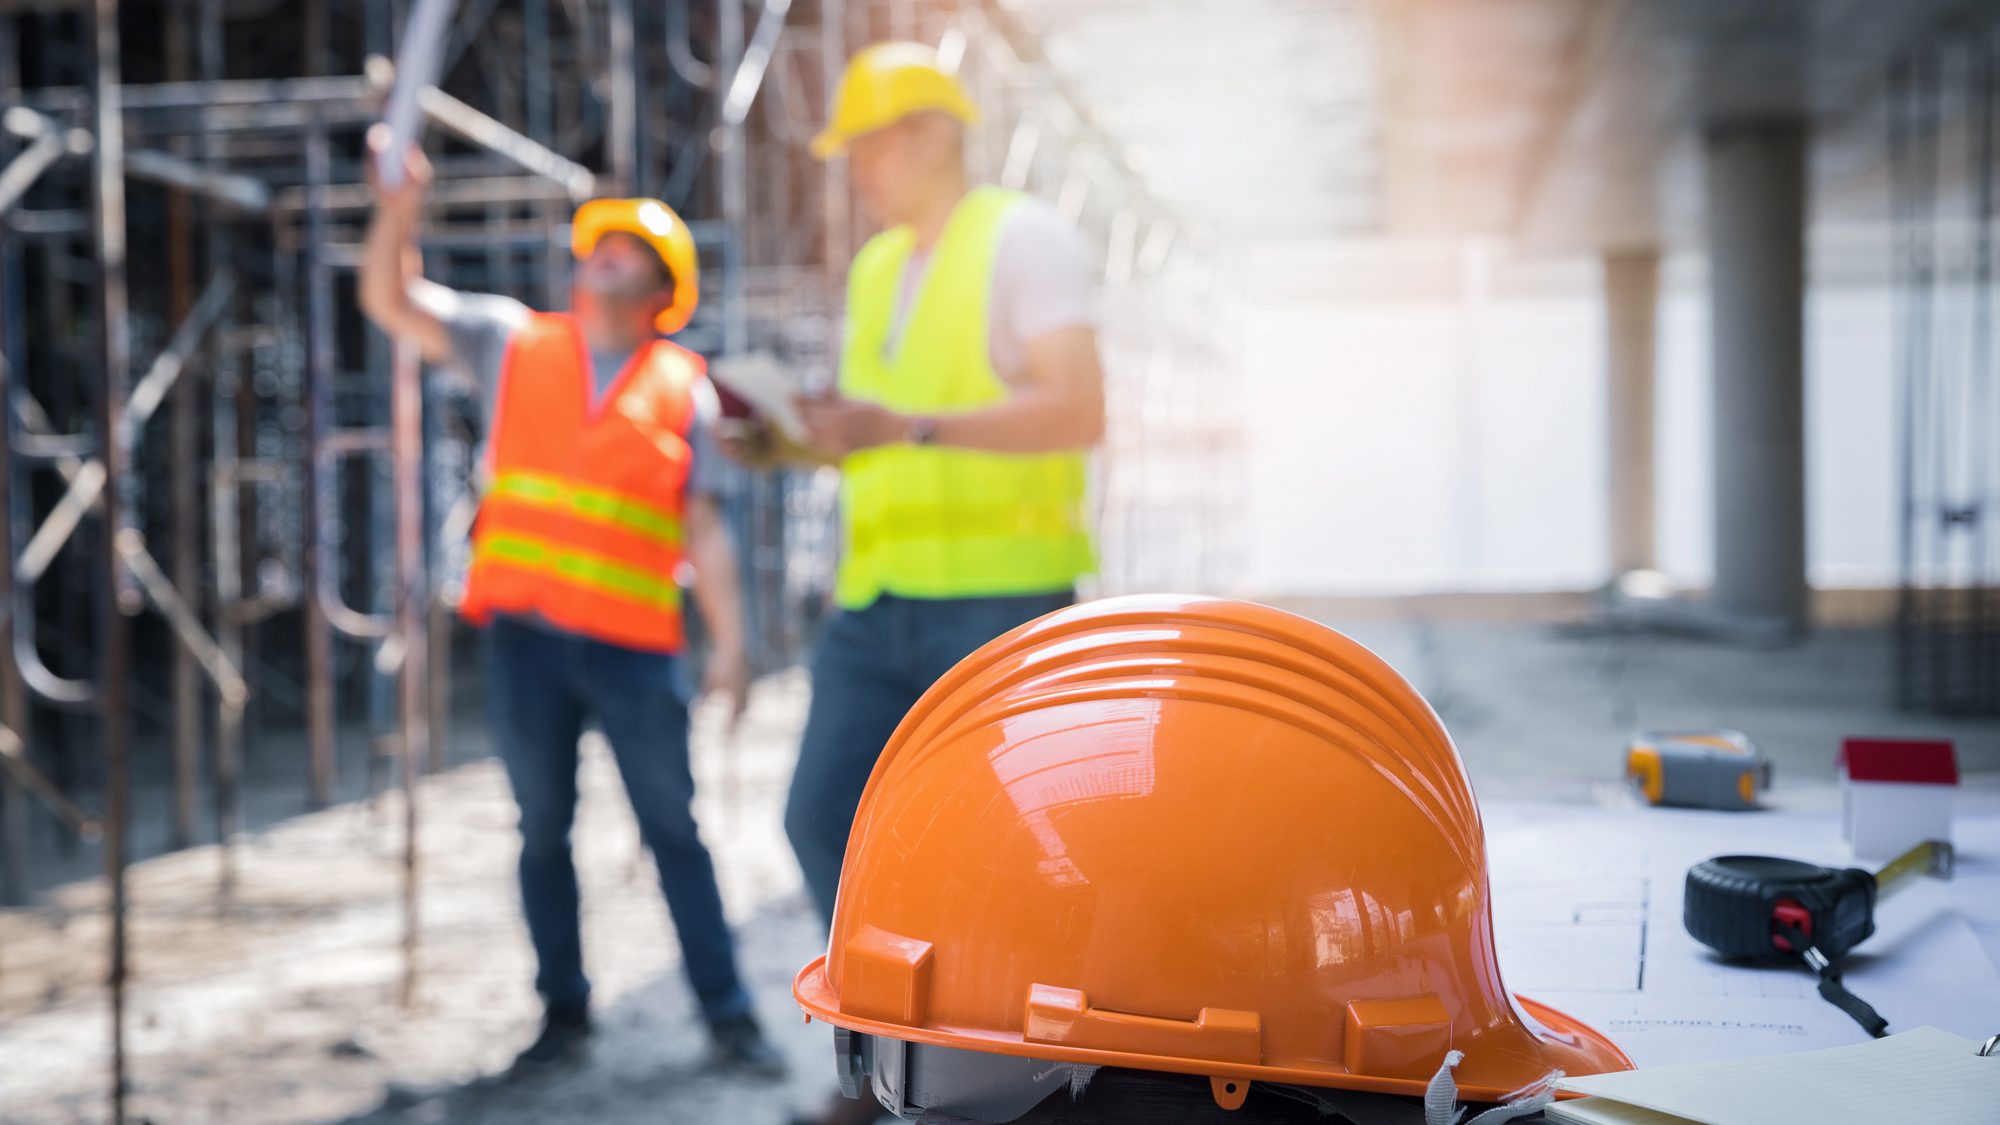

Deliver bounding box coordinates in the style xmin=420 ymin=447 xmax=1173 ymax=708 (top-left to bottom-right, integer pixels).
xmin=907 ymin=415 xmax=939 ymax=446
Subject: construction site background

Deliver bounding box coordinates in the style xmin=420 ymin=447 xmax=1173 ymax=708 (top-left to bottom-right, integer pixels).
xmin=2 ymin=1 xmax=1998 ymax=1123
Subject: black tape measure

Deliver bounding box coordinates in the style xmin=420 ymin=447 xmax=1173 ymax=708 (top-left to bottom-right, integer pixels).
xmin=1683 ymin=840 xmax=1953 ymax=1036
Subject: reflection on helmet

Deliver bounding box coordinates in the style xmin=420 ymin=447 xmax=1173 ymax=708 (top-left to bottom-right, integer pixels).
xmin=795 ymin=595 xmax=1632 ymax=1120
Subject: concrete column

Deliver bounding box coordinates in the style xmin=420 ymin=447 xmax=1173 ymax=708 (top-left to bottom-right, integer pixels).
xmin=1703 ymin=123 xmax=1808 ymax=627
xmin=1604 ymin=249 xmax=1660 ymax=574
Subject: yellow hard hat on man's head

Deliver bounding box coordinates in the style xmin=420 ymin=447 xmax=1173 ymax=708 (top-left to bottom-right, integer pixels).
xmin=812 ymin=41 xmax=979 ymax=160
xmin=570 ymin=198 xmax=700 ymax=334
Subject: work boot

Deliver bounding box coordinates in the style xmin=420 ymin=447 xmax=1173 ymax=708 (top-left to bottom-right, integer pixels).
xmin=509 ymin=1005 xmax=592 ymax=1073
xmin=709 ymin=1012 xmax=789 ymax=1079
xmin=788 ymin=1083 xmax=890 ymax=1125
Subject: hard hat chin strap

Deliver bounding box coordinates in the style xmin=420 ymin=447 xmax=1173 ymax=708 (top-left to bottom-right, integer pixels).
xmin=1248 ymin=1061 xmax=1563 ymax=1125
xmin=1423 ymin=1051 xmax=1563 ymax=1125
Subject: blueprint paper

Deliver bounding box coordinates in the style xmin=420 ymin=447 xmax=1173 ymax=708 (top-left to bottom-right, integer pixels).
xmin=1483 ymin=795 xmax=2000 ymax=1067
xmin=1553 ymin=1026 xmax=2000 ymax=1125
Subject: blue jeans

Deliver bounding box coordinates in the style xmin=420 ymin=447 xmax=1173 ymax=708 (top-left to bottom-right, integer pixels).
xmin=483 ymin=616 xmax=751 ymax=1024
xmin=784 ymin=591 xmax=1074 ymax=924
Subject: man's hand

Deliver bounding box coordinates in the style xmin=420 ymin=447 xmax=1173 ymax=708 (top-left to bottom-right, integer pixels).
xmin=798 ymin=391 xmax=907 ymax=458
xmin=715 ymin=416 xmax=841 ymax=471
xmin=715 ymin=417 xmax=785 ymax=471
xmin=357 ymin=125 xmax=452 ymax=362
xmin=365 ymin=122 xmax=433 ymax=222
xmin=701 ymin=642 xmax=751 ymax=727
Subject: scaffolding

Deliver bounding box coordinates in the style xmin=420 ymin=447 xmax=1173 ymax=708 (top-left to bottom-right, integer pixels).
xmin=0 ymin=2 xmax=1240 ymax=1120
xmin=1890 ymin=21 xmax=2000 ymax=716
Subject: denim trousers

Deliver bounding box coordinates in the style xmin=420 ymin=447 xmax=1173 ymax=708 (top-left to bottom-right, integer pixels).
xmin=482 ymin=616 xmax=751 ymax=1023
xmin=784 ymin=590 xmax=1075 ymax=924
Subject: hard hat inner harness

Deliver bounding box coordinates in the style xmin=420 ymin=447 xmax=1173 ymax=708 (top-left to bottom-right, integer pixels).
xmin=840 ymin=1027 xmax=1565 ymax=1124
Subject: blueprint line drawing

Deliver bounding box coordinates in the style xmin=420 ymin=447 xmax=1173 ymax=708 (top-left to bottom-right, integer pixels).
xmin=1480 ymin=797 xmax=2000 ymax=1066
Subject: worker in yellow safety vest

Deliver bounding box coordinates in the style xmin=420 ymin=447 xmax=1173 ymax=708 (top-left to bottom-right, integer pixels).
xmin=359 ymin=133 xmax=784 ymax=1078
xmin=730 ymin=42 xmax=1107 ymax=1125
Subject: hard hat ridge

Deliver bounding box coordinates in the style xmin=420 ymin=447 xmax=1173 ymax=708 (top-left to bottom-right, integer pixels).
xmin=876 ymin=595 xmax=1486 ymax=867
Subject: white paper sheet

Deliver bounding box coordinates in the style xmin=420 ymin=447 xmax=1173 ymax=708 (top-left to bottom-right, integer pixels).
xmin=1552 ymin=1026 xmax=2000 ymax=1125
xmin=708 ymin=351 xmax=809 ymax=441
xmin=1544 ymin=1100 xmax=1691 ymax=1125
xmin=1483 ymin=795 xmax=2000 ymax=1068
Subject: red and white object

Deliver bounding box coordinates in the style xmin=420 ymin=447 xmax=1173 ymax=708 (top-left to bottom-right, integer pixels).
xmin=1838 ymin=738 xmax=1958 ymax=860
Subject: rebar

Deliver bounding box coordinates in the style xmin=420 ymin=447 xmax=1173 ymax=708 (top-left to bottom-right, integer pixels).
xmin=165 ymin=5 xmax=201 ymax=852
xmin=393 ymin=333 xmax=427 ymax=1008
xmin=303 ymin=109 xmax=337 ymax=808
xmin=89 ymin=2 xmax=132 ymax=1120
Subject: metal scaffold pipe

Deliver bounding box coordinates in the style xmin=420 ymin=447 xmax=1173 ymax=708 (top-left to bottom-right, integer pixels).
xmin=303 ymin=109 xmax=338 ymax=808
xmin=719 ymin=0 xmax=749 ymax=357
xmin=0 ymin=0 xmax=1238 ymax=1107
xmin=608 ymin=0 xmax=637 ymax=192
xmin=392 ymin=336 xmax=428 ymax=1007
xmin=821 ymin=0 xmax=848 ymax=276
xmin=163 ymin=3 xmax=200 ymax=853
xmin=417 ymin=85 xmax=596 ymax=200
xmin=90 ymin=0 xmax=132 ymax=1120
xmin=722 ymin=0 xmax=793 ymax=129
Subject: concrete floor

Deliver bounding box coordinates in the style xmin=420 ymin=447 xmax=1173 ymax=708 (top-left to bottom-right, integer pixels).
xmin=1318 ymin=617 xmax=2000 ymax=783
xmin=0 ymin=614 xmax=1994 ymax=1123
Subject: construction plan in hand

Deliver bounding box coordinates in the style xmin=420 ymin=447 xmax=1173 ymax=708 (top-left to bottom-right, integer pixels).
xmin=708 ymin=351 xmax=808 ymax=442
xmin=1481 ymin=788 xmax=2000 ymax=1067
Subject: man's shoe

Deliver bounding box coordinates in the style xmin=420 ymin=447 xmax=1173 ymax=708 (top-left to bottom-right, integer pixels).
xmin=510 ymin=1006 xmax=592 ymax=1073
xmin=709 ymin=1013 xmax=789 ymax=1079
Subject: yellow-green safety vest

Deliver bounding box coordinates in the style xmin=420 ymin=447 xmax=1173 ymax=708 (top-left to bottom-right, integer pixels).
xmin=836 ymin=186 xmax=1094 ymax=610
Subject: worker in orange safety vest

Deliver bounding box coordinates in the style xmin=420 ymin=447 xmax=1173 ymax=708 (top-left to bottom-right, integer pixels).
xmin=358 ymin=132 xmax=784 ymax=1078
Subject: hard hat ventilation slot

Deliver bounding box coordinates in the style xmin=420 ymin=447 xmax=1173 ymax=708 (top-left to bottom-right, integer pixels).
xmin=1024 ymin=983 xmax=1262 ymax=1065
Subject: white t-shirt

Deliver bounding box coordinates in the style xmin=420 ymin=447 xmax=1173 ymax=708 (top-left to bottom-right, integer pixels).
xmin=884 ymin=195 xmax=1096 ymax=387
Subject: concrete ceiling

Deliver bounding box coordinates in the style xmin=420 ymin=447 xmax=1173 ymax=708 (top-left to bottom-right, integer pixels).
xmin=1005 ymin=0 xmax=1383 ymax=243
xmin=1374 ymin=0 xmax=1994 ymax=253
xmin=1007 ymin=0 xmax=1992 ymax=255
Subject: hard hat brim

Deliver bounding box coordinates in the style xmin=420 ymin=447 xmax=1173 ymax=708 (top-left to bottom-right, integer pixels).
xmin=795 ymin=957 xmax=1630 ymax=1102
xmin=811 ymin=102 xmax=980 ymax=162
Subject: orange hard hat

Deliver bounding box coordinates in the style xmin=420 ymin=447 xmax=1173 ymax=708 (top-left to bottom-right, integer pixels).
xmin=794 ymin=595 xmax=1631 ymax=1114
xmin=570 ymin=198 xmax=700 ymax=334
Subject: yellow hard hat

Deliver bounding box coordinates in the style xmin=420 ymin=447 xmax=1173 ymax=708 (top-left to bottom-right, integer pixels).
xmin=570 ymin=198 xmax=700 ymax=334
xmin=811 ymin=41 xmax=979 ymax=160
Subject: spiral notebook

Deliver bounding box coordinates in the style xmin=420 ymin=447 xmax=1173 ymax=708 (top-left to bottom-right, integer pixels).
xmin=1544 ymin=1027 xmax=1999 ymax=1125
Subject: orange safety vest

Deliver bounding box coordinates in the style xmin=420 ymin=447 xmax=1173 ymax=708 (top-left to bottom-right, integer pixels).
xmin=459 ymin=312 xmax=701 ymax=653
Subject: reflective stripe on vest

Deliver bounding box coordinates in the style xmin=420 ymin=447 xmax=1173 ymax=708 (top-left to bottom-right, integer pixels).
xmin=458 ymin=311 xmax=700 ymax=652
xmin=835 ymin=186 xmax=1094 ymax=609
xmin=487 ymin=470 xmax=684 ymax=550
xmin=472 ymin=531 xmax=683 ymax=614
